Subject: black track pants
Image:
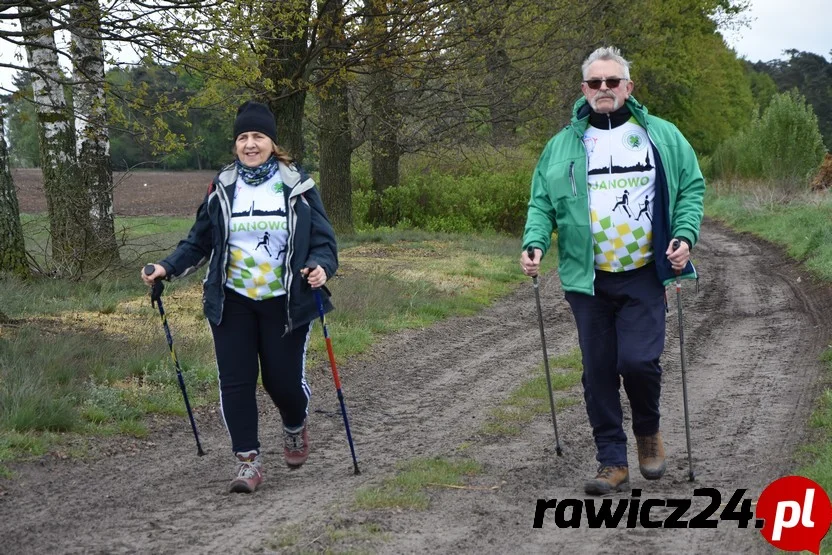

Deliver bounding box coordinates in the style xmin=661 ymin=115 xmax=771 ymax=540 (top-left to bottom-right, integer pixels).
xmin=565 ymin=263 xmax=666 ymax=468
xmin=210 ymin=289 xmax=312 ymax=454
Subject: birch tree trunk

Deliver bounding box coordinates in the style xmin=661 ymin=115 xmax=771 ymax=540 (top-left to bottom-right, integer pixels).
xmin=0 ymin=109 xmax=28 ymax=277
xmin=317 ymin=0 xmax=353 ymax=234
xmin=71 ymin=0 xmax=119 ymax=266
xmin=20 ymin=5 xmax=90 ymax=276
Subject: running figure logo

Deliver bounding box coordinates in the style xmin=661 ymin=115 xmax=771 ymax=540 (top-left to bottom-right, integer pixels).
xmin=613 ymin=190 xmax=632 ymax=217
xmin=636 ymin=195 xmax=652 ymax=222
xmin=255 ymin=232 xmax=272 ymax=257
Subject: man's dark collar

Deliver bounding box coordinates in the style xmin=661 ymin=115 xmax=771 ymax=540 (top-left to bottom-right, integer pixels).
xmin=588 ymin=105 xmax=632 ymax=129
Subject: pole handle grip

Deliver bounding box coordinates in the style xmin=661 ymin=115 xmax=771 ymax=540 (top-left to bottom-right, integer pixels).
xmin=144 ymin=264 xmax=164 ymax=304
xmin=671 ymin=239 xmax=681 ymax=277
xmin=526 ymin=246 xmax=540 ymax=280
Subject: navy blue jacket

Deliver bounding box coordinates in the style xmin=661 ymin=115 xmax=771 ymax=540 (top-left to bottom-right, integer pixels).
xmin=159 ymin=162 xmax=338 ymax=332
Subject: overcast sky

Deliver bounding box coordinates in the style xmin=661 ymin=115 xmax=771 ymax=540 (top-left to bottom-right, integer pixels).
xmin=0 ymin=0 xmax=829 ymax=92
xmin=725 ymin=0 xmax=830 ymax=62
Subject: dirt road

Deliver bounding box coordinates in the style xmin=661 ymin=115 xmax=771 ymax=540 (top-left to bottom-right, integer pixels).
xmin=1 ymin=220 xmax=830 ymax=554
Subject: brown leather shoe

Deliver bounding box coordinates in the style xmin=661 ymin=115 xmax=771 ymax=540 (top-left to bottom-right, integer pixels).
xmin=635 ymin=432 xmax=667 ymax=480
xmin=584 ymin=466 xmax=630 ymax=495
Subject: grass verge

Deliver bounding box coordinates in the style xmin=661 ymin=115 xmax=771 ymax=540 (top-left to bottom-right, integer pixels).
xmin=267 ymin=519 xmax=389 ymax=552
xmin=799 ymin=346 xmax=832 ymax=554
xmin=482 ymin=348 xmax=583 ymax=437
xmin=706 ymin=180 xmax=832 ymax=553
xmin=705 ymin=183 xmax=832 ymax=280
xmin=354 ymin=457 xmax=483 ymax=511
xmin=0 ymin=223 xmax=556 ymax=475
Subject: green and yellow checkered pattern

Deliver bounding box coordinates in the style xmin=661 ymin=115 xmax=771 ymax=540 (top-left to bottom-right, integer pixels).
xmin=591 ymin=209 xmax=653 ymax=272
xmin=227 ymin=248 xmax=285 ymax=299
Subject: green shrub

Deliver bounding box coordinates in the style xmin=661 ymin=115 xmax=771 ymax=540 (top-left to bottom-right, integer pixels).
xmin=707 ymin=91 xmax=826 ymax=189
xmin=758 ymin=90 xmax=827 ymax=185
xmin=353 ymin=168 xmax=532 ymax=234
xmin=350 ymin=147 xmax=537 ymax=234
xmin=706 ymin=122 xmax=764 ymax=181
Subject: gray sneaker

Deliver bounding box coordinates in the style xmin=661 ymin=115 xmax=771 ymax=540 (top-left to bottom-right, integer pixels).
xmin=229 ymin=450 xmax=263 ymax=493
xmin=283 ymin=420 xmax=309 ymax=468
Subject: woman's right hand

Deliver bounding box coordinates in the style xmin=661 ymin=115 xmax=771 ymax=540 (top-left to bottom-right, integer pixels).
xmin=141 ymin=263 xmax=167 ymax=286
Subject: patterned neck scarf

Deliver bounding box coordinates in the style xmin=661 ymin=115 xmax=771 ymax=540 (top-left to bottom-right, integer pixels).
xmin=236 ymin=155 xmax=279 ymax=186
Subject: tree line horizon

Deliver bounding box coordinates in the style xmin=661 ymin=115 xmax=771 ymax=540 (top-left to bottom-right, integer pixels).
xmin=0 ymin=0 xmax=829 ymax=280
xmin=4 ymin=50 xmax=831 ymax=172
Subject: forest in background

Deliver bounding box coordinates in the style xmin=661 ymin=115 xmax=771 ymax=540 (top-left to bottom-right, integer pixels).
xmin=4 ymin=49 xmax=831 ymax=173
xmin=0 ymin=0 xmax=829 ymax=279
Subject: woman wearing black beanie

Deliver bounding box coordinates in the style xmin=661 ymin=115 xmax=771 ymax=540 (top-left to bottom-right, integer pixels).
xmin=142 ymin=100 xmax=339 ymax=493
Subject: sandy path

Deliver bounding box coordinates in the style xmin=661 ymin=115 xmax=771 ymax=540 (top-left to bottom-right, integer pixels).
xmin=1 ymin=220 xmax=830 ymax=554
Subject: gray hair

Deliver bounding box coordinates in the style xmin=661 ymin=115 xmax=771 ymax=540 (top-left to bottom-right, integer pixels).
xmin=582 ymin=46 xmax=631 ymax=80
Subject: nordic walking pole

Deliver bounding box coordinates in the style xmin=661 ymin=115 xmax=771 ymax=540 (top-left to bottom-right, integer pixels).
xmin=144 ymin=265 xmax=205 ymax=457
xmin=527 ymin=247 xmax=563 ymax=456
xmin=313 ymin=288 xmax=360 ymax=475
xmin=671 ymin=241 xmax=694 ymax=481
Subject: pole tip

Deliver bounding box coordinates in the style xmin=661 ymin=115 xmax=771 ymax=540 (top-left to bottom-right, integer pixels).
xmin=556 ymin=447 xmax=563 ymax=457
xmin=198 ymin=448 xmax=206 ymax=457
xmin=688 ymin=471 xmax=695 ymax=482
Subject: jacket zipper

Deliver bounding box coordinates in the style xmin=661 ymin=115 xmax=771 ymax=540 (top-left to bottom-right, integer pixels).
xmin=579 ymin=122 xmax=596 ymax=293
xmin=218 ymin=184 xmax=231 ymax=290
xmin=569 ymin=161 xmax=576 ymax=196
xmin=284 ymin=190 xmax=295 ymax=335
xmin=211 ymin=182 xmax=232 ymax=323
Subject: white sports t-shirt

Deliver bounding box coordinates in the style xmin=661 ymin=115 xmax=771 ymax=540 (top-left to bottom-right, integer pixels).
xmin=226 ymin=173 xmax=289 ymax=299
xmin=583 ymin=118 xmax=656 ymax=272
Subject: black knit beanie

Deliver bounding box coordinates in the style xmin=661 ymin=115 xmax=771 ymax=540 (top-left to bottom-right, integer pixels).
xmin=233 ymin=101 xmax=277 ymax=142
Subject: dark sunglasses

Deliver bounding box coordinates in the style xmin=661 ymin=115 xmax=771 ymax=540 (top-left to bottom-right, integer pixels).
xmin=583 ymin=78 xmax=627 ymax=90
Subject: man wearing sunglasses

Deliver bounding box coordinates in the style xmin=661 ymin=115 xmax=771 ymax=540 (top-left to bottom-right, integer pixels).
xmin=521 ymin=46 xmax=704 ymax=495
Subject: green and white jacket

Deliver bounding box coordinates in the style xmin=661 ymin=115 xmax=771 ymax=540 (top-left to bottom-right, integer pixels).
xmin=522 ymin=96 xmax=704 ymax=294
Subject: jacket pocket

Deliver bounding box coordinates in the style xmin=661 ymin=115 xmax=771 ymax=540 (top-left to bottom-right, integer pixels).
xmin=554 ymin=195 xmax=591 ymax=274
xmin=554 ymin=195 xmax=588 ymax=228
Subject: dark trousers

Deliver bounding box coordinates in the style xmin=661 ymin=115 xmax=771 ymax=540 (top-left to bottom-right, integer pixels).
xmin=565 ymin=264 xmax=666 ymax=467
xmin=210 ymin=289 xmax=312 ymax=454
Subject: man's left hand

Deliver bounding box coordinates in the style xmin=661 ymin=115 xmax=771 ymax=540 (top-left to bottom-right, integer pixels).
xmin=665 ymin=239 xmax=690 ymax=272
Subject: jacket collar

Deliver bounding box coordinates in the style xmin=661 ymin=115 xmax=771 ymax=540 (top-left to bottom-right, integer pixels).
xmin=278 ymin=162 xmax=314 ymax=198
xmin=588 ymin=105 xmax=632 ymax=129
xmin=216 ymin=163 xmax=238 ymax=189
xmin=571 ymin=96 xmax=649 ymax=133
xmin=215 ymin=160 xmax=315 ymax=198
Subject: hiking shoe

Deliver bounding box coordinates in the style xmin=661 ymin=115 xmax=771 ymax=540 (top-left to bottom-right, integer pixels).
xmin=229 ymin=450 xmax=263 ymax=493
xmin=584 ymin=466 xmax=630 ymax=496
xmin=283 ymin=420 xmax=309 ymax=468
xmin=635 ymin=432 xmax=667 ymax=480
